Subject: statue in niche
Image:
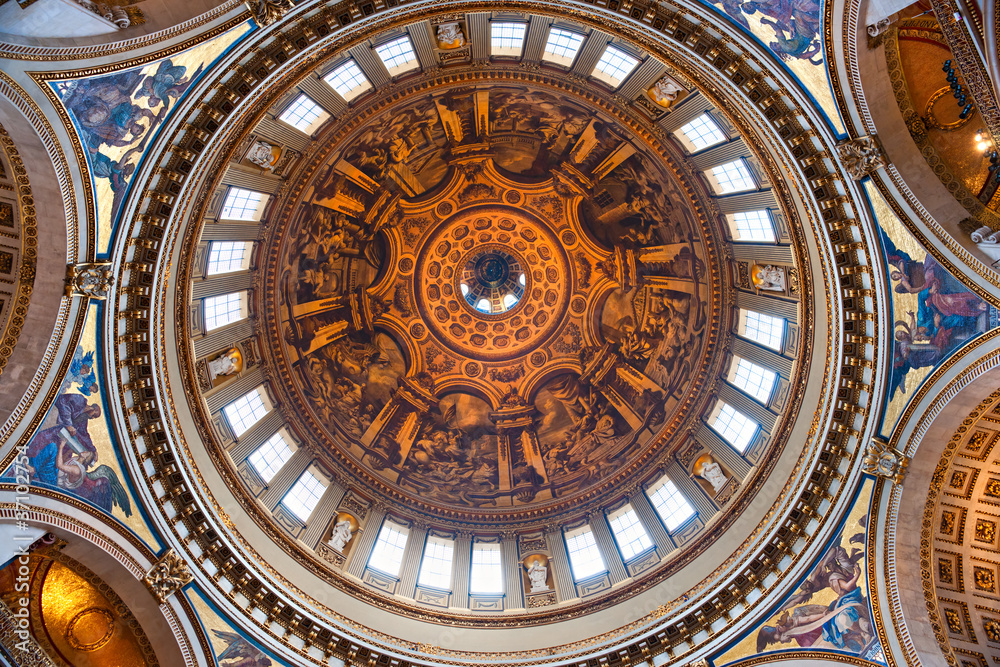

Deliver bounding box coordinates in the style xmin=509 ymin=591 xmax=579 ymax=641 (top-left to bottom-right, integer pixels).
xmin=327 ymin=516 xmax=355 ymax=553
xmin=208 ymin=347 xmax=243 ymax=381
xmin=247 ymin=140 xmax=278 ymax=170
xmin=436 ymin=22 xmax=466 ymax=49
xmin=526 ymin=558 xmax=549 ymax=593
xmin=697 ymin=457 xmax=729 ymax=494
xmin=752 ymin=264 xmax=786 ymax=292
xmin=649 ymin=75 xmax=685 ymax=107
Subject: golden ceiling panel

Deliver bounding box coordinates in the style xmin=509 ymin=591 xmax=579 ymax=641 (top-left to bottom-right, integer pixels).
xmin=0 ymin=544 xmax=156 ymax=667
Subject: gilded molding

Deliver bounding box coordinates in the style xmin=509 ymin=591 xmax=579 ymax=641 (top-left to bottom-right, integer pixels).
xmin=0 ymin=122 xmax=38 ymax=379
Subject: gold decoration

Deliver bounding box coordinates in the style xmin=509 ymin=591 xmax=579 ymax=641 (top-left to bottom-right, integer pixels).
xmin=973 ymin=567 xmax=995 ymax=592
xmin=143 ymin=549 xmax=194 ymax=603
xmin=835 ymin=135 xmax=888 ymax=180
xmin=861 ymin=436 xmax=908 ymax=484
xmin=245 ymin=0 xmax=294 ymax=26
xmin=64 ymin=607 xmax=116 ymax=651
xmin=974 ymin=519 xmax=996 ymax=543
xmin=65 ymin=263 xmax=113 ymax=300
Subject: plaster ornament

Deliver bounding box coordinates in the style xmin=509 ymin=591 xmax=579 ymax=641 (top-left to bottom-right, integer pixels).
xmin=861 ymin=436 xmax=909 ymax=485
xmin=527 ymin=559 xmax=549 ymax=593
xmin=436 ymin=22 xmax=466 ymax=49
xmin=245 ymin=0 xmax=295 ymax=26
xmin=65 ymin=263 xmax=113 ymax=300
xmin=751 ymin=263 xmax=786 ymax=292
xmin=835 ymin=135 xmax=887 ymax=180
xmin=143 ymin=549 xmax=194 ymax=602
xmin=328 ymin=517 xmax=354 ymax=552
xmin=208 ymin=347 xmax=243 ymax=380
xmin=866 ymin=17 xmax=892 ymax=47
xmin=649 ymin=75 xmax=684 ymax=107
xmin=247 ymin=140 xmax=278 ymax=169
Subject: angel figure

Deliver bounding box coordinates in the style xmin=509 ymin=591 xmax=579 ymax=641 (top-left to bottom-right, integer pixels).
xmin=212 ymin=629 xmax=273 ymax=667
xmin=62 ymin=347 xmax=99 ymax=396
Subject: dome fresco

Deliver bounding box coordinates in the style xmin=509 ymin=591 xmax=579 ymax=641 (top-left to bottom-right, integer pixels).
xmin=1 ymin=0 xmax=999 ymax=666
xmin=264 ymin=83 xmax=720 ymax=517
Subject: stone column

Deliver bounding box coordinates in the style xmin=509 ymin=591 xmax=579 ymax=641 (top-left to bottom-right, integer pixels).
xmin=397 ymin=525 xmax=428 ymax=597
xmin=590 ymin=514 xmax=628 ymax=584
xmin=300 ymin=480 xmax=347 ymax=548
xmin=666 ymin=461 xmax=718 ymax=519
xmin=259 ymin=449 xmax=310 ymax=510
xmin=502 ymin=535 xmax=524 ymax=609
xmin=227 ymin=411 xmax=284 ymax=462
xmin=545 ymin=529 xmax=576 ymax=602
xmin=206 ymin=367 xmax=264 ymax=414
xmin=630 ymin=492 xmax=674 ymax=555
xmin=451 ymin=534 xmax=472 ymax=608
xmin=346 ymin=506 xmax=386 ymax=578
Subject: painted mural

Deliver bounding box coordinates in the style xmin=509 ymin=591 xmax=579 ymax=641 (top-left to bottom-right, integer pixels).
xmin=271 ymin=84 xmax=714 ymax=510
xmin=50 ymin=21 xmax=253 ymax=254
xmin=865 ymin=182 xmax=999 ymax=436
xmin=1 ymin=303 xmax=155 ymax=544
xmin=190 ymin=592 xmax=286 ymax=667
xmin=715 ymin=478 xmax=886 ymax=665
xmin=700 ymin=0 xmax=845 ymax=133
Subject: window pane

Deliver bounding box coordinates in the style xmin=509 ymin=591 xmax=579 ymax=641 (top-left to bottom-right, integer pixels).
xmin=418 ymin=537 xmax=455 ymax=590
xmin=711 ymin=159 xmax=756 ymax=194
xmin=647 ymin=478 xmax=695 ymax=531
xmin=679 ymin=113 xmax=728 ymax=151
xmin=368 ymin=522 xmax=409 ymax=577
xmin=729 ymin=357 xmax=776 ymax=404
xmin=204 ymin=292 xmax=244 ymax=331
xmin=608 ymin=506 xmax=653 ymax=560
xmin=247 ymin=432 xmax=293 ymax=483
xmin=375 ymin=36 xmax=419 ymax=74
xmin=282 ymin=470 xmax=326 ymax=522
xmin=565 ymin=528 xmax=605 ymax=580
xmin=542 ymin=27 xmax=585 ymax=65
xmin=491 ymin=22 xmax=526 ymax=56
xmin=593 ymin=45 xmax=639 ymax=87
xmin=223 ymin=388 xmax=268 ymax=437
xmin=470 ymin=544 xmax=504 ymax=594
xmin=278 ymin=95 xmax=326 ymax=133
xmin=324 ymin=60 xmax=371 ymax=99
xmin=220 ymin=188 xmax=265 ymax=221
xmin=732 ymin=210 xmax=775 ymax=242
xmin=207 ymin=241 xmax=251 ymax=275
xmin=741 ymin=310 xmax=785 ymax=350
xmin=710 ymin=402 xmax=758 ymax=452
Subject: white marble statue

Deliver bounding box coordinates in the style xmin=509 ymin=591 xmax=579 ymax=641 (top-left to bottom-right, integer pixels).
xmin=247 ymin=140 xmax=276 ymax=169
xmin=527 ymin=560 xmax=548 ymax=593
xmin=753 ymin=264 xmax=786 ymax=292
xmin=328 ymin=518 xmax=353 ymax=553
xmin=700 ymin=461 xmax=729 ymax=494
xmin=650 ymin=76 xmax=684 ymax=106
xmin=208 ymin=350 xmax=240 ymax=380
xmin=436 ymin=22 xmax=465 ymax=49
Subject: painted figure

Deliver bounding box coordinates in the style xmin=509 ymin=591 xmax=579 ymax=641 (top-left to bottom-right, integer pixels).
xmin=212 ymin=629 xmax=273 ymax=667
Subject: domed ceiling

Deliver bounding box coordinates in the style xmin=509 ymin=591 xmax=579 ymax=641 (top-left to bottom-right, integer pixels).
xmin=261 ymin=81 xmax=720 ymax=520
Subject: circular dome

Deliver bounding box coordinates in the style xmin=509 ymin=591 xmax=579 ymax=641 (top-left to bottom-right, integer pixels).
xmin=460 ymin=247 xmax=525 ymax=314
xmin=116 ymin=0 xmax=867 ymax=660
xmin=261 ymin=78 xmax=720 ymax=523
